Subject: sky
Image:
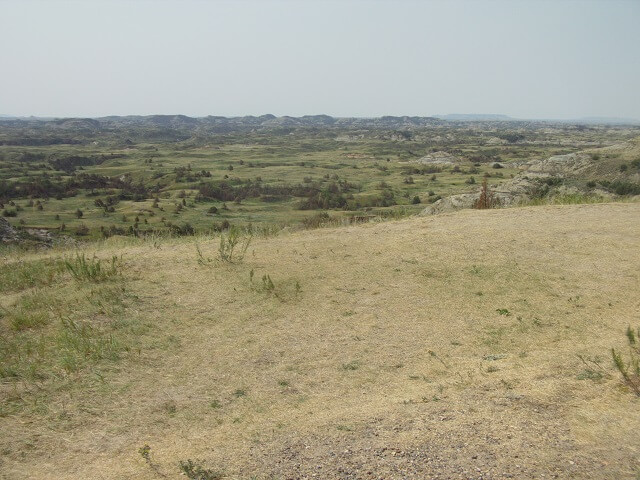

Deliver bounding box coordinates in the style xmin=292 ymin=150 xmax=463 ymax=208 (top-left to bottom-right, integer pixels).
xmin=1 ymin=0 xmax=639 ymax=119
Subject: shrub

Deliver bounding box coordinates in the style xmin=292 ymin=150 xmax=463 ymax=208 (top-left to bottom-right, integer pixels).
xmin=297 ymin=189 xmax=348 ymax=210
xmin=212 ymin=220 xmax=230 ymax=232
xmin=76 ymin=223 xmax=90 ymax=236
xmin=599 ymin=180 xmax=640 ymax=196
xmin=218 ymin=226 xmax=252 ymax=263
xmin=169 ymin=223 xmax=195 ymax=236
xmin=611 ymin=326 xmax=640 ymax=396
xmin=412 ymin=195 xmax=421 ymax=204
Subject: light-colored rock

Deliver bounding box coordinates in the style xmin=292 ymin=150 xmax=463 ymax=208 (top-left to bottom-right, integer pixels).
xmin=0 ymin=217 xmax=18 ymax=243
xmin=421 ymin=193 xmax=478 ymax=215
xmin=1 ymin=217 xmax=55 ymax=246
xmin=524 ymin=153 xmax=593 ymax=175
xmin=485 ymin=136 xmax=507 ymax=146
xmin=415 ymin=151 xmax=463 ymax=166
xmin=421 ymin=176 xmax=541 ymax=215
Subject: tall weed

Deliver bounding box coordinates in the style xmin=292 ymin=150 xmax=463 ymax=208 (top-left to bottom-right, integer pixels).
xmin=218 ymin=227 xmax=252 ymax=263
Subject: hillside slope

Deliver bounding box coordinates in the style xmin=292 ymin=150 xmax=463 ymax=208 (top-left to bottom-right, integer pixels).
xmin=423 ymin=137 xmax=640 ymax=215
xmin=1 ymin=203 xmax=640 ymax=479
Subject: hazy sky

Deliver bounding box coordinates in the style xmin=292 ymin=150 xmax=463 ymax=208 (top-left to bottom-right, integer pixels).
xmin=1 ymin=0 xmax=639 ymax=119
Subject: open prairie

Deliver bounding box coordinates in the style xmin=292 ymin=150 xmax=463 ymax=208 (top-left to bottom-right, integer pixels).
xmin=1 ymin=202 xmax=639 ymax=479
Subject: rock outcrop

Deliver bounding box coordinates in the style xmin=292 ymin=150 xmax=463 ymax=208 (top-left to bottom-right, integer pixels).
xmin=0 ymin=217 xmax=55 ymax=246
xmin=415 ymin=151 xmax=464 ymax=166
xmin=523 ymin=153 xmax=594 ymax=175
xmin=0 ymin=217 xmax=18 ymax=243
xmin=421 ymin=176 xmax=545 ymax=215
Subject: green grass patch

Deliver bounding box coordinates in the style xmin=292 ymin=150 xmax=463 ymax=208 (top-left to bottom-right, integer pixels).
xmin=64 ymin=253 xmax=122 ymax=282
xmin=0 ymin=258 xmax=65 ymax=293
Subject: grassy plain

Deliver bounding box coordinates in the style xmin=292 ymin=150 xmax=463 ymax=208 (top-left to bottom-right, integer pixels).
xmin=1 ymin=202 xmax=639 ymax=479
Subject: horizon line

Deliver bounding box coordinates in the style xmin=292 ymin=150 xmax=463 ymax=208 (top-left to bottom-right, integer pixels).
xmin=1 ymin=113 xmax=639 ymax=124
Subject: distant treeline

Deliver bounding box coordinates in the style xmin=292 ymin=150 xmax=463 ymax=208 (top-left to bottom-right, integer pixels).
xmin=195 ymin=177 xmax=370 ymax=209
xmin=48 ymin=154 xmax=125 ymax=173
xmin=0 ymin=137 xmax=83 ymax=146
xmin=0 ymin=173 xmax=154 ymax=201
xmin=0 ymin=169 xmax=398 ymax=210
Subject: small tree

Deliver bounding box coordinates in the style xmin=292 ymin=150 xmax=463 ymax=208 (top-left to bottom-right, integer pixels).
xmin=474 ymin=178 xmax=499 ymax=209
xmin=75 ymin=209 xmax=84 ymax=219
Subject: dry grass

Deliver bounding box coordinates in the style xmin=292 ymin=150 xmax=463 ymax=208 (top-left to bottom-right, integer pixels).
xmin=1 ymin=203 xmax=640 ymax=479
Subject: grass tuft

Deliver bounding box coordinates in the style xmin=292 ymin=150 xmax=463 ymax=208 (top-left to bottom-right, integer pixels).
xmin=64 ymin=253 xmax=122 ymax=282
xmin=179 ymin=459 xmax=223 ymax=480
